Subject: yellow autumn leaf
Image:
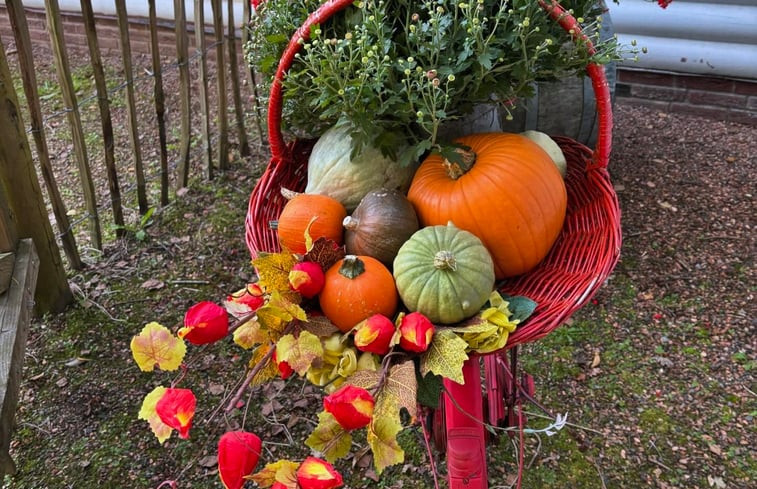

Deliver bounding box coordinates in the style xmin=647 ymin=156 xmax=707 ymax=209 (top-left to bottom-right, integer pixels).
xmin=248 ymin=459 xmax=300 ymax=488
xmin=305 ymin=411 xmax=352 ymax=462
xmin=130 ymin=322 xmax=186 ymax=372
xmin=420 ymin=329 xmax=469 ymax=384
xmin=276 ymin=331 xmax=323 ymax=375
xmin=257 ymin=291 xmax=307 ymax=339
xmin=233 ymin=318 xmax=267 ymax=349
xmin=248 ymin=345 xmax=280 ymax=387
xmin=138 ymin=386 xmax=172 ymax=444
xmin=253 ymin=251 xmax=298 ymax=294
xmin=367 ymin=414 xmax=404 ymax=474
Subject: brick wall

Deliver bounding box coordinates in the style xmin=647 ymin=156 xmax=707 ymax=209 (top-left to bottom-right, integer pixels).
xmin=616 ymin=69 xmax=757 ymax=126
xmin=0 ymin=6 xmax=240 ymax=60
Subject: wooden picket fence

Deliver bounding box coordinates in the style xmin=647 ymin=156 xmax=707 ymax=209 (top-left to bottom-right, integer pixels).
xmin=0 ymin=0 xmax=261 ymax=271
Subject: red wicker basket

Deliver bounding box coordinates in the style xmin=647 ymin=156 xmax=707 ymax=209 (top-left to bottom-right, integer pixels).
xmin=245 ymin=0 xmax=621 ymax=351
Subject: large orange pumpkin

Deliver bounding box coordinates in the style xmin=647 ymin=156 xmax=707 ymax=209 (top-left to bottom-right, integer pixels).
xmin=319 ymin=255 xmax=398 ymax=332
xmin=277 ymin=193 xmax=347 ymax=254
xmin=407 ymin=132 xmax=567 ymax=279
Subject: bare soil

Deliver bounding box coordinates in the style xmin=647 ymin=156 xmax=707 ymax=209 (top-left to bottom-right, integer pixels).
xmin=2 ymin=42 xmax=755 ymax=489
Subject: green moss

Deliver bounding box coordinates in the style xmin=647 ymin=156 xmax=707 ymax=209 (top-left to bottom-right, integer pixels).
xmin=639 ymin=407 xmax=672 ymax=435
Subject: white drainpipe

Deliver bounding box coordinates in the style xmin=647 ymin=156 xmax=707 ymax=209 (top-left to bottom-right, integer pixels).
xmin=610 ymin=0 xmax=757 ymax=80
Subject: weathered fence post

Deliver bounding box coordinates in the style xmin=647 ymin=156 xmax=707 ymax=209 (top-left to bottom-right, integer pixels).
xmin=227 ymin=0 xmax=250 ymax=157
xmin=114 ymin=0 xmax=148 ymax=215
xmin=0 ymin=35 xmax=71 ymax=314
xmin=210 ymin=0 xmax=229 ymax=169
xmin=44 ymin=0 xmax=102 ymax=250
xmin=80 ymin=0 xmax=126 ymax=237
xmin=194 ymin=0 xmax=214 ymax=180
xmin=5 ymin=0 xmax=83 ymax=270
xmin=174 ymin=0 xmax=192 ymax=189
xmin=147 ymin=0 xmax=170 ymax=206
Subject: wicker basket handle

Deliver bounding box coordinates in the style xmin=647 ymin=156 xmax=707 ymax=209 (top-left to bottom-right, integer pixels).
xmin=267 ymin=0 xmax=612 ymax=170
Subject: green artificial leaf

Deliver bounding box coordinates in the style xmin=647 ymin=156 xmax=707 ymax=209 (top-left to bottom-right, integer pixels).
xmin=503 ymin=295 xmax=539 ymax=323
xmin=305 ymin=411 xmax=352 ymax=462
xmin=367 ymin=415 xmax=404 ymax=474
xmin=420 ymin=329 xmax=469 ymax=384
xmin=275 ymin=331 xmax=323 ymax=375
xmin=416 ymin=372 xmax=443 ymax=409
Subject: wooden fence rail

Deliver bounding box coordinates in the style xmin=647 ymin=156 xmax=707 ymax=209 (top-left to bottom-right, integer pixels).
xmin=0 ymin=2 xmax=261 ymax=269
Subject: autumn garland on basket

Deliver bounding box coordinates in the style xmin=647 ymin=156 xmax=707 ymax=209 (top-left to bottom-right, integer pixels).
xmin=131 ymin=219 xmax=539 ymax=487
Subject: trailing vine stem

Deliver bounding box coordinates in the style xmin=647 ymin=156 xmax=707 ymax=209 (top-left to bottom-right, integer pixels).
xmin=224 ymin=322 xmax=297 ymax=413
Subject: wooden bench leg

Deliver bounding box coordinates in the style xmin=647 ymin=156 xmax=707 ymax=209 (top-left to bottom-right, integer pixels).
xmin=0 ymin=239 xmax=40 ymax=478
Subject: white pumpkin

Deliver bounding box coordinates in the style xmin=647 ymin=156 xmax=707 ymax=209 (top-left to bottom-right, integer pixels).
xmin=305 ymin=125 xmax=417 ymax=211
xmin=520 ymin=130 xmax=567 ymax=177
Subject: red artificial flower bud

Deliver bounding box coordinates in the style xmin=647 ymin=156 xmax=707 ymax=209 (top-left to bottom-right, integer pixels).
xmin=272 ymin=350 xmax=294 ymax=380
xmin=155 ymin=388 xmax=196 ymax=439
xmin=218 ymin=431 xmax=262 ymax=489
xmin=296 ymin=457 xmax=344 ymax=489
xmin=353 ymin=314 xmax=396 ymax=355
xmin=227 ymin=283 xmax=265 ymax=313
xmin=399 ymin=312 xmax=435 ymax=353
xmin=289 ymin=261 xmax=325 ymax=299
xmin=323 ymin=384 xmax=375 ymax=431
xmin=178 ymin=301 xmax=229 ymax=345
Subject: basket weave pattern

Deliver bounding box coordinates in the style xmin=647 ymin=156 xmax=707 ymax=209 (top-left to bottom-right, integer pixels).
xmin=245 ymin=0 xmax=622 ymax=351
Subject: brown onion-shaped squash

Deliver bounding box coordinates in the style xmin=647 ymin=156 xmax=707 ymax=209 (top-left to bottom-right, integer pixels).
xmin=277 ymin=193 xmax=347 ymax=254
xmin=343 ymin=189 xmax=419 ymax=266
xmin=407 ymin=132 xmax=567 ymax=279
xmin=319 ymin=255 xmax=398 ymax=332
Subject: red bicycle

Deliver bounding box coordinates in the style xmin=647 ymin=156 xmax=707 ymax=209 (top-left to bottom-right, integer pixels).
xmin=245 ymin=1 xmax=621 ymax=487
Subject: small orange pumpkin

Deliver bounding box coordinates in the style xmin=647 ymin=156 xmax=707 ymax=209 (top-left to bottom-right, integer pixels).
xmin=319 ymin=255 xmax=398 ymax=332
xmin=407 ymin=132 xmax=567 ymax=279
xmin=277 ymin=193 xmax=347 ymax=254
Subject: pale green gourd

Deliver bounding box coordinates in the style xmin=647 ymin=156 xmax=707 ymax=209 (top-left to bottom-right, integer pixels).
xmin=393 ymin=222 xmax=495 ymax=324
xmin=305 ymin=125 xmax=417 ymax=211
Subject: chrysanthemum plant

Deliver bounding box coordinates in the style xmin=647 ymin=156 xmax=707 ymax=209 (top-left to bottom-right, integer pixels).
xmin=130 ymin=229 xmax=537 ymax=488
xmin=245 ymin=0 xmax=640 ymax=166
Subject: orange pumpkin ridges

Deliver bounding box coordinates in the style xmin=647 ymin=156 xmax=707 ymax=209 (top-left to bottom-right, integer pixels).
xmin=276 ymin=193 xmax=347 ymax=254
xmin=319 ymin=255 xmax=398 ymax=332
xmin=407 ymin=132 xmax=567 ymax=279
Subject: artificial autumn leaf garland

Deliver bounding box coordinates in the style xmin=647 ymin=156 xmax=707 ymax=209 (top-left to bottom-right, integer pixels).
xmin=130 ymin=232 xmax=536 ymax=486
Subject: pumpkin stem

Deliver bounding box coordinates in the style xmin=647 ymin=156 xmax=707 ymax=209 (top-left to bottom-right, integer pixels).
xmin=339 ymin=255 xmax=366 ymax=279
xmin=434 ymin=251 xmax=457 ymax=271
xmin=343 ymin=216 xmax=359 ymax=231
xmin=442 ymin=147 xmax=476 ymax=180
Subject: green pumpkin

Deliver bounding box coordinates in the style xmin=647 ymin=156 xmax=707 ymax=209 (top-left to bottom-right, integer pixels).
xmin=393 ymin=223 xmax=495 ymax=324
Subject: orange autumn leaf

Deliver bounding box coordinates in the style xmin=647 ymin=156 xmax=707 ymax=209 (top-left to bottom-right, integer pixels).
xmin=155 ymin=388 xmax=196 ymax=439
xmin=218 ymin=431 xmax=262 ymax=489
xmin=138 ymin=386 xmax=172 ymax=444
xmin=131 ymin=322 xmax=186 ymax=372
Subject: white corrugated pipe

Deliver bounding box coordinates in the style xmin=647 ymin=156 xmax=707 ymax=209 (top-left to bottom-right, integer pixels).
xmin=4 ymin=0 xmax=245 ymax=28
xmin=611 ymin=0 xmax=757 ymax=79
